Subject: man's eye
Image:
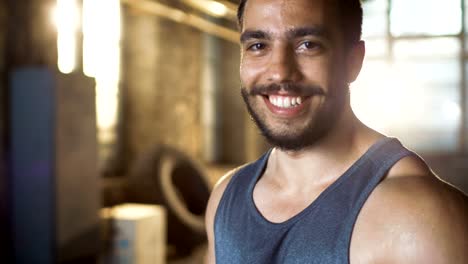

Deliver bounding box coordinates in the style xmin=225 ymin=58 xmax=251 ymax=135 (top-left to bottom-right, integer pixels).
xmin=248 ymin=43 xmax=266 ymax=51
xmin=299 ymin=41 xmax=322 ymax=51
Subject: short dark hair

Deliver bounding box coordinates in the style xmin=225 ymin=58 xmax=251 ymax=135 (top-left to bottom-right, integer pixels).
xmin=237 ymin=0 xmax=363 ymax=46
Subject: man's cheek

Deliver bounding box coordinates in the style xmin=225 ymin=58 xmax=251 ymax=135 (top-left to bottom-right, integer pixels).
xmin=302 ymin=63 xmax=328 ymax=85
xmin=240 ymin=63 xmax=263 ymax=85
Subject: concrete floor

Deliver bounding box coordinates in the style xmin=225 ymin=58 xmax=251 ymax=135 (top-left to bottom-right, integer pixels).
xmin=168 ymin=244 xmax=207 ymax=264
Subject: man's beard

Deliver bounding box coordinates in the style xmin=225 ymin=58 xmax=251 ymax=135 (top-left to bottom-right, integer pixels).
xmin=241 ymin=83 xmax=346 ymax=151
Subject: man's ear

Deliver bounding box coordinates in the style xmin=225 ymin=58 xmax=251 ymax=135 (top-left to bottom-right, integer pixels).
xmin=346 ymin=41 xmax=365 ymax=83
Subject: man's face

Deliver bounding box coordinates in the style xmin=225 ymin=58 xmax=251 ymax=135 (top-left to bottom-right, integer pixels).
xmin=240 ymin=0 xmax=356 ymax=151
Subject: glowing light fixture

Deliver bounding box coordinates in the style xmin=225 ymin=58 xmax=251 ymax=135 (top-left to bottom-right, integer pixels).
xmin=54 ymin=0 xmax=80 ymax=74
xmin=83 ymin=0 xmax=121 ymax=145
xmin=184 ymin=0 xmax=229 ymax=17
xmin=103 ymin=204 xmax=163 ymax=220
xmin=206 ymin=0 xmax=228 ymax=17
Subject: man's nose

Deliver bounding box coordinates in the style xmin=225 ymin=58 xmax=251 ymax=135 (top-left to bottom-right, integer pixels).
xmin=266 ymin=47 xmax=302 ymax=83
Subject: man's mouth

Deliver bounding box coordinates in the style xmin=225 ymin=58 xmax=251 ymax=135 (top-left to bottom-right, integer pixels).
xmin=260 ymin=94 xmax=311 ymax=118
xmin=267 ymin=95 xmax=305 ymax=109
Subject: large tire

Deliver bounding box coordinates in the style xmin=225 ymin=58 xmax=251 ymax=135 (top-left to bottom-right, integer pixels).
xmin=126 ymin=144 xmax=211 ymax=256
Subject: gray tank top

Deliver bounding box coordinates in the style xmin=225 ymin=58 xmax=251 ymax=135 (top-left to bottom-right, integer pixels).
xmin=214 ymin=137 xmax=413 ymax=263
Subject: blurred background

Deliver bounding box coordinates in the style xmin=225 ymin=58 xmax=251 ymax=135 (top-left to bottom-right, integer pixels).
xmin=0 ymin=0 xmax=467 ymax=263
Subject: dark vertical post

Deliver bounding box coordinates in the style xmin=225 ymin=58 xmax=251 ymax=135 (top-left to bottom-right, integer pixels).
xmin=5 ymin=0 xmax=57 ymax=262
xmin=6 ymin=0 xmax=101 ymax=262
xmin=460 ymin=0 xmax=467 ymax=153
xmin=10 ymin=68 xmax=56 ymax=263
xmin=0 ymin=0 xmax=11 ymax=260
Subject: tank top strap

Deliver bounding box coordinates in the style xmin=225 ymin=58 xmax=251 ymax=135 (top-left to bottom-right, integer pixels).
xmin=337 ymin=137 xmax=415 ymax=263
xmin=351 ymin=137 xmax=415 ymax=208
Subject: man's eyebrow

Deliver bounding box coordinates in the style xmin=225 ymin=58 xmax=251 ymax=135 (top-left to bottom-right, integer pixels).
xmin=240 ymin=30 xmax=272 ymax=43
xmin=286 ymin=26 xmax=329 ymax=39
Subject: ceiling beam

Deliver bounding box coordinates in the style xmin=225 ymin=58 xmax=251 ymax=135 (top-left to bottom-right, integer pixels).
xmin=121 ymin=0 xmax=240 ymax=43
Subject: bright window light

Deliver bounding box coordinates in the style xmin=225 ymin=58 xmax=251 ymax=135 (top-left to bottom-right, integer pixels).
xmin=351 ymin=62 xmax=412 ymax=132
xmin=353 ymin=0 xmax=463 ymax=152
xmin=391 ymin=0 xmax=462 ymax=36
xmin=352 ymin=56 xmax=461 ymax=152
xmin=54 ymin=0 xmax=79 ymax=74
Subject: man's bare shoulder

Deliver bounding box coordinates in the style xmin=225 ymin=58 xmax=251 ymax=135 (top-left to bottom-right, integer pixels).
xmin=352 ymin=155 xmax=468 ymax=263
xmin=207 ymin=164 xmax=248 ymax=214
xmin=382 ymin=155 xmax=467 ymax=204
xmin=205 ymin=164 xmax=248 ymax=264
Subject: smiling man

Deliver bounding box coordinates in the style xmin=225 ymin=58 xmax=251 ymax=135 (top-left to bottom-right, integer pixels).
xmin=205 ymin=0 xmax=468 ymax=263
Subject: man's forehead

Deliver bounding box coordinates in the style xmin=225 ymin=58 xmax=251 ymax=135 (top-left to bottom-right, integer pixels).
xmin=242 ymin=0 xmax=337 ymax=32
xmin=239 ymin=27 xmax=330 ymax=43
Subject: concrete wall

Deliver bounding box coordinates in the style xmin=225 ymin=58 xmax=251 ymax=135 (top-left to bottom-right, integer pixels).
xmin=5 ymin=0 xmax=57 ymax=67
xmin=219 ymin=39 xmax=245 ymax=164
xmin=122 ymin=7 xmax=262 ymax=170
xmin=123 ymin=9 xmax=202 ymax=166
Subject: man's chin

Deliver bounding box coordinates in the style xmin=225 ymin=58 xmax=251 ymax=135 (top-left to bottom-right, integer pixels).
xmin=258 ymin=121 xmax=331 ymax=151
xmin=251 ymin=115 xmax=320 ymax=151
xmin=261 ymin=132 xmax=311 ymax=152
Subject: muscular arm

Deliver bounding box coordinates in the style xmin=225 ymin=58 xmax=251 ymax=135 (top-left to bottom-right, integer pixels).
xmin=352 ymin=156 xmax=468 ymax=264
xmin=384 ymin=177 xmax=468 ymax=263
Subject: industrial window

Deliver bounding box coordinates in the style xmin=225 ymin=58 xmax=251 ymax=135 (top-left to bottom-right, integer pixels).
xmin=351 ymin=0 xmax=466 ymax=153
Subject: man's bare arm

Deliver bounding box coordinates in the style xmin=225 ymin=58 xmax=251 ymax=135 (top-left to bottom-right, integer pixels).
xmin=351 ymin=155 xmax=468 ymax=264
xmin=205 ymin=167 xmax=243 ymax=264
xmin=378 ymin=176 xmax=468 ymax=263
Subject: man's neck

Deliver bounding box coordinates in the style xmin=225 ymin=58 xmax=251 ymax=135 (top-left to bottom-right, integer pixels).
xmin=264 ymin=108 xmax=382 ymax=190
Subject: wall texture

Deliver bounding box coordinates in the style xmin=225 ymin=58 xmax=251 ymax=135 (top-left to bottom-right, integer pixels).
xmin=5 ymin=0 xmax=57 ymax=67
xmin=123 ymin=8 xmax=202 ymax=167
xmin=219 ymin=39 xmax=245 ymax=164
xmin=122 ymin=7 xmax=260 ymax=171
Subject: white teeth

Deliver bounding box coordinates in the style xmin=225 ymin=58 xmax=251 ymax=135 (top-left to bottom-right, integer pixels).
xmin=278 ymin=97 xmax=284 ymax=107
xmin=268 ymin=95 xmax=304 ymax=108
